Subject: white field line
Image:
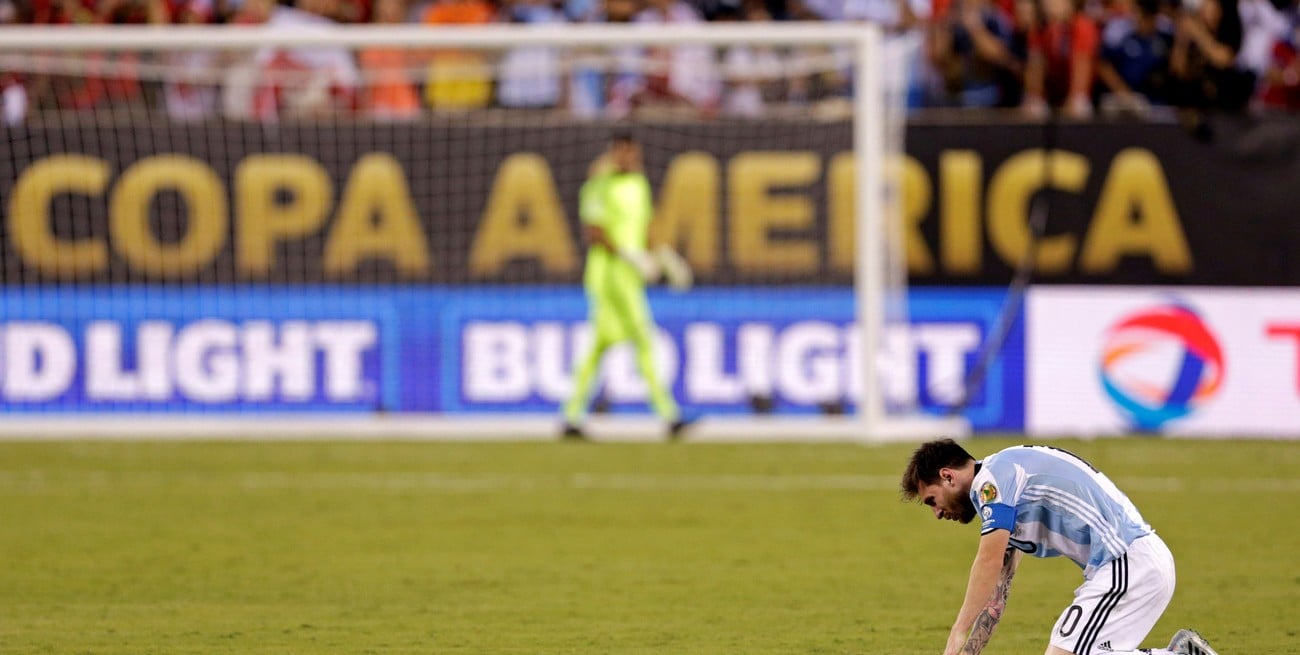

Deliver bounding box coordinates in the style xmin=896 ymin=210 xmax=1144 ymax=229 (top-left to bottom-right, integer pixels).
xmin=0 ymin=471 xmax=1297 ymax=494
xmin=0 ymin=415 xmax=966 ymax=442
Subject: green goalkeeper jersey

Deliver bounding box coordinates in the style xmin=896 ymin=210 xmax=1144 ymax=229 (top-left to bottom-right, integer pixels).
xmin=578 ymin=170 xmax=653 ymax=293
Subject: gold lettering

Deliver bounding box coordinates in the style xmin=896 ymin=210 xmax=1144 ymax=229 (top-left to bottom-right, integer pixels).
xmin=9 ymin=155 xmax=110 ymax=277
xmin=940 ymin=151 xmax=982 ymax=275
xmin=828 ymin=152 xmax=854 ymax=272
xmin=110 ymin=155 xmax=226 ymax=277
xmin=828 ymin=154 xmax=934 ymax=274
xmin=987 ymin=149 xmax=1088 ymax=274
xmin=323 ymin=153 xmax=430 ymax=277
xmin=729 ymin=152 xmax=820 ymax=275
xmin=1080 ymin=148 xmax=1192 ymax=274
xmin=469 ymin=153 xmax=578 ymax=277
xmin=653 ymin=152 xmax=720 ymax=273
xmin=235 ymin=155 xmax=333 ymax=277
xmin=899 ymin=156 xmax=933 ymax=274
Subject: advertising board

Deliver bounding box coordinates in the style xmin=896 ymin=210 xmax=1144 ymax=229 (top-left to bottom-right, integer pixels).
xmin=1028 ymin=287 xmax=1300 ymax=436
xmin=0 ymin=287 xmax=1024 ymax=430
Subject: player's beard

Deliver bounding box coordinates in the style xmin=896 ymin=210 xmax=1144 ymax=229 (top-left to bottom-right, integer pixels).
xmin=956 ymin=495 xmax=977 ymax=524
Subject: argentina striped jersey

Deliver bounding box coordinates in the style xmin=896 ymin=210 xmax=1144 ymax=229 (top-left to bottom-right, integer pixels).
xmin=970 ymin=445 xmax=1153 ymax=577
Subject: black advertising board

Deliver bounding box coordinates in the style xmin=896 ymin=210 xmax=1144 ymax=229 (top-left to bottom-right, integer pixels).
xmin=3 ymin=116 xmax=1297 ymax=286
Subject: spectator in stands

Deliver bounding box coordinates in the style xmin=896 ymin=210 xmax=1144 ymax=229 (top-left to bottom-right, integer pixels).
xmin=175 ymin=0 xmax=215 ymax=26
xmin=497 ymin=0 xmax=565 ymax=109
xmin=32 ymin=0 xmax=97 ymax=23
xmin=96 ymin=0 xmax=169 ymax=23
xmin=13 ymin=0 xmax=1300 ymax=121
xmin=0 ymin=0 xmax=25 ymax=125
xmin=1169 ymin=0 xmax=1255 ymax=111
xmin=764 ymin=3 xmax=839 ymax=105
xmin=295 ymin=0 xmax=343 ymax=23
xmin=1258 ymin=14 xmax=1300 ymax=109
xmin=221 ymin=0 xmax=274 ymax=117
xmin=565 ymin=0 xmax=598 ymax=20
xmin=1237 ymin=0 xmax=1291 ymax=82
xmin=712 ymin=0 xmax=780 ymax=116
xmin=634 ymin=0 xmax=723 ymax=115
xmin=230 ymin=27 xmax=280 ymax=119
xmin=1098 ymin=0 xmax=1137 ymax=47
xmin=845 ymin=0 xmax=927 ymax=32
xmin=718 ymin=0 xmax=785 ymax=117
xmin=164 ymin=0 xmax=220 ymax=121
xmin=359 ymin=0 xmax=422 ymax=119
xmin=787 ymin=0 xmax=835 ymax=19
xmin=1095 ymin=0 xmax=1174 ymax=113
xmin=96 ymin=0 xmax=170 ymax=112
xmin=565 ymin=0 xmax=645 ymax=118
xmin=1000 ymin=0 xmax=1038 ymax=107
xmin=565 ymin=0 xmax=614 ymax=118
xmin=844 ymin=0 xmax=932 ymax=108
xmin=597 ymin=0 xmax=646 ymax=117
xmin=422 ymin=0 xmax=496 ymax=111
xmin=230 ymin=0 xmax=272 ymax=22
xmin=333 ymin=0 xmax=372 ymax=22
xmin=224 ymin=0 xmax=360 ymax=120
xmin=1022 ymin=0 xmax=1100 ymax=117
xmin=268 ymin=0 xmax=359 ymax=118
xmin=927 ymin=0 xmax=1020 ymax=108
xmin=28 ymin=0 xmax=164 ymax=112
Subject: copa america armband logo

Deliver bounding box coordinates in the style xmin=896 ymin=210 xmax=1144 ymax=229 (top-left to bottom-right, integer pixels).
xmin=979 ymin=481 xmax=998 ymax=504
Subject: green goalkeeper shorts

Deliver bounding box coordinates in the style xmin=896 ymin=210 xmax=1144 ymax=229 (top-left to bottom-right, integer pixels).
xmin=587 ymin=280 xmax=654 ymax=345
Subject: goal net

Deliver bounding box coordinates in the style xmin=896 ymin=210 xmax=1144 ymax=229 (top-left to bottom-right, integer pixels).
xmin=0 ymin=24 xmax=967 ymax=441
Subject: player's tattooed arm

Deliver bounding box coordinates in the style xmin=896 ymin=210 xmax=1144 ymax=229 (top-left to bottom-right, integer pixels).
xmin=959 ymin=547 xmax=1019 ymax=655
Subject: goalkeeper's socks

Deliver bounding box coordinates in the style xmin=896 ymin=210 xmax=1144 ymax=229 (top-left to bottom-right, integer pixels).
xmin=564 ymin=341 xmax=607 ymax=422
xmin=634 ymin=343 xmax=679 ymax=422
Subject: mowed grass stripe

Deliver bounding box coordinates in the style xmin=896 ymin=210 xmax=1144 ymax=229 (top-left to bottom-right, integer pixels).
xmin=0 ymin=439 xmax=1296 ymax=655
xmin=2 ymin=469 xmax=1299 ymax=493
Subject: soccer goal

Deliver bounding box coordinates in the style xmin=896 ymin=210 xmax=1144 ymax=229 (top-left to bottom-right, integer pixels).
xmin=0 ymin=23 xmax=968 ymax=441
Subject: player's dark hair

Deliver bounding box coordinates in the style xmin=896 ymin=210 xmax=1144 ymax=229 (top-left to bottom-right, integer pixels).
xmin=900 ymin=438 xmax=975 ymax=501
xmin=610 ymin=131 xmax=637 ymax=145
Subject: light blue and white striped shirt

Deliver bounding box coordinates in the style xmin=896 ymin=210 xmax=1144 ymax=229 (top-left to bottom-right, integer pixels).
xmin=971 ymin=445 xmax=1153 ymax=577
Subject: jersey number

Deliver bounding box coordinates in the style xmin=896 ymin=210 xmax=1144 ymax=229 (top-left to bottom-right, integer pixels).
xmin=1058 ymin=605 xmax=1083 ymax=637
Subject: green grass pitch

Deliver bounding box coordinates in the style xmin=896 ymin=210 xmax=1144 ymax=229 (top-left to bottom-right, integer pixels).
xmin=1 ymin=437 xmax=1297 ymax=654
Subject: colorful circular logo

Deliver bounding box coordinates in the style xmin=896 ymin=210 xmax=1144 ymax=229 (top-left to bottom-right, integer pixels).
xmin=1099 ymin=302 xmax=1225 ymax=430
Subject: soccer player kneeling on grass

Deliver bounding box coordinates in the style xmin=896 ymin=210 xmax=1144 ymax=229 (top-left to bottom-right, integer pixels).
xmin=901 ymin=439 xmax=1221 ymax=655
xmin=561 ymin=133 xmax=690 ymax=441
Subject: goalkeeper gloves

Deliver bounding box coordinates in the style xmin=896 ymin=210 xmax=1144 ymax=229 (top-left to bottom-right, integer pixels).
xmin=617 ymin=247 xmax=661 ymax=283
xmin=613 ymin=246 xmax=693 ymax=291
xmin=653 ymin=245 xmax=693 ymax=292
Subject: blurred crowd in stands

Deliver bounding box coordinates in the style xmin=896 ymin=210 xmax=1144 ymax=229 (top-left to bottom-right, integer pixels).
xmin=1 ymin=0 xmax=1298 ymax=123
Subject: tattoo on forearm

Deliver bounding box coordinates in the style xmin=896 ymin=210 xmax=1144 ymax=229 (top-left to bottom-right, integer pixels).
xmin=960 ymin=549 xmax=1016 ymax=655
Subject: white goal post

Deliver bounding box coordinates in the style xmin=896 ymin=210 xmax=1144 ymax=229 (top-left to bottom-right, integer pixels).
xmin=0 ymin=24 xmax=969 ymax=442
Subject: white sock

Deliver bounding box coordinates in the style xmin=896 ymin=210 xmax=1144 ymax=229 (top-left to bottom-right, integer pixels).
xmin=1103 ymin=649 xmax=1176 ymax=655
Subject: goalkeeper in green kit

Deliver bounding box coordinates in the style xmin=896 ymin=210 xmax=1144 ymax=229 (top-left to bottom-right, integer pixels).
xmin=561 ymin=133 xmax=692 ymax=441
